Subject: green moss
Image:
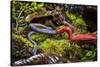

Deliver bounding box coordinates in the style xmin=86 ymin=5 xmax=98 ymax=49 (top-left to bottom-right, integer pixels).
xmin=31 ymin=33 xmax=49 ymax=43
xmin=40 ymin=39 xmax=70 ymax=57
xmin=81 ymin=48 xmax=96 ymax=61
xmin=12 ymin=34 xmax=33 ymax=48
xmin=39 ymin=38 xmax=85 ymax=59
xmin=66 ymin=11 xmax=87 ymax=33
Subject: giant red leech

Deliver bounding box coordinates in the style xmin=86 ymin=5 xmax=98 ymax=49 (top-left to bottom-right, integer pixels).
xmin=56 ymin=26 xmax=97 ymax=45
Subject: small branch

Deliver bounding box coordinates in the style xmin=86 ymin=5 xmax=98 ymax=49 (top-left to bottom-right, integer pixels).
xmin=15 ymin=8 xmax=25 ymax=33
xmin=15 ymin=4 xmax=28 ymax=33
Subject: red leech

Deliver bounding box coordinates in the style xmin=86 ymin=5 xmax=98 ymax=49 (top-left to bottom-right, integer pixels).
xmin=56 ymin=26 xmax=97 ymax=45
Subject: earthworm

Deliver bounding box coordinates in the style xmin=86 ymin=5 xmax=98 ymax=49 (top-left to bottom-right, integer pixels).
xmin=27 ymin=31 xmax=38 ymax=55
xmin=28 ymin=23 xmax=58 ymax=55
xmin=29 ymin=23 xmax=58 ymax=35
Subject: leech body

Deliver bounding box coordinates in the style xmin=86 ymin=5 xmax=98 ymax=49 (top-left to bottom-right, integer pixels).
xmin=57 ymin=26 xmax=97 ymax=45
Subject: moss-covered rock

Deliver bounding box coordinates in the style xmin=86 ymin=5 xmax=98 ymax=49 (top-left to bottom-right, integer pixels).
xmin=40 ymin=39 xmax=70 ymax=57
xmin=12 ymin=34 xmax=34 ymax=63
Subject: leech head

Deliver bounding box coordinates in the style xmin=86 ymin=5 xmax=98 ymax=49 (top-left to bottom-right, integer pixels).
xmin=56 ymin=26 xmax=71 ymax=33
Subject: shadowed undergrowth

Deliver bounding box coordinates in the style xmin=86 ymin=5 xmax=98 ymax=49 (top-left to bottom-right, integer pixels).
xmin=11 ymin=1 xmax=97 ymax=64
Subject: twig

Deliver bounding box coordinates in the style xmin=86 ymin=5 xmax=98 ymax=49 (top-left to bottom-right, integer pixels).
xmin=15 ymin=4 xmax=28 ymax=33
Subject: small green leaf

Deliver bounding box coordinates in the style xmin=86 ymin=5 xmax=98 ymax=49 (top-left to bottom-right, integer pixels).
xmin=86 ymin=51 xmax=93 ymax=57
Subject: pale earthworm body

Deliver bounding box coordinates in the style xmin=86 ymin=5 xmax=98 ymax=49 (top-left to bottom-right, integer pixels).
xmin=28 ymin=23 xmax=58 ymax=55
